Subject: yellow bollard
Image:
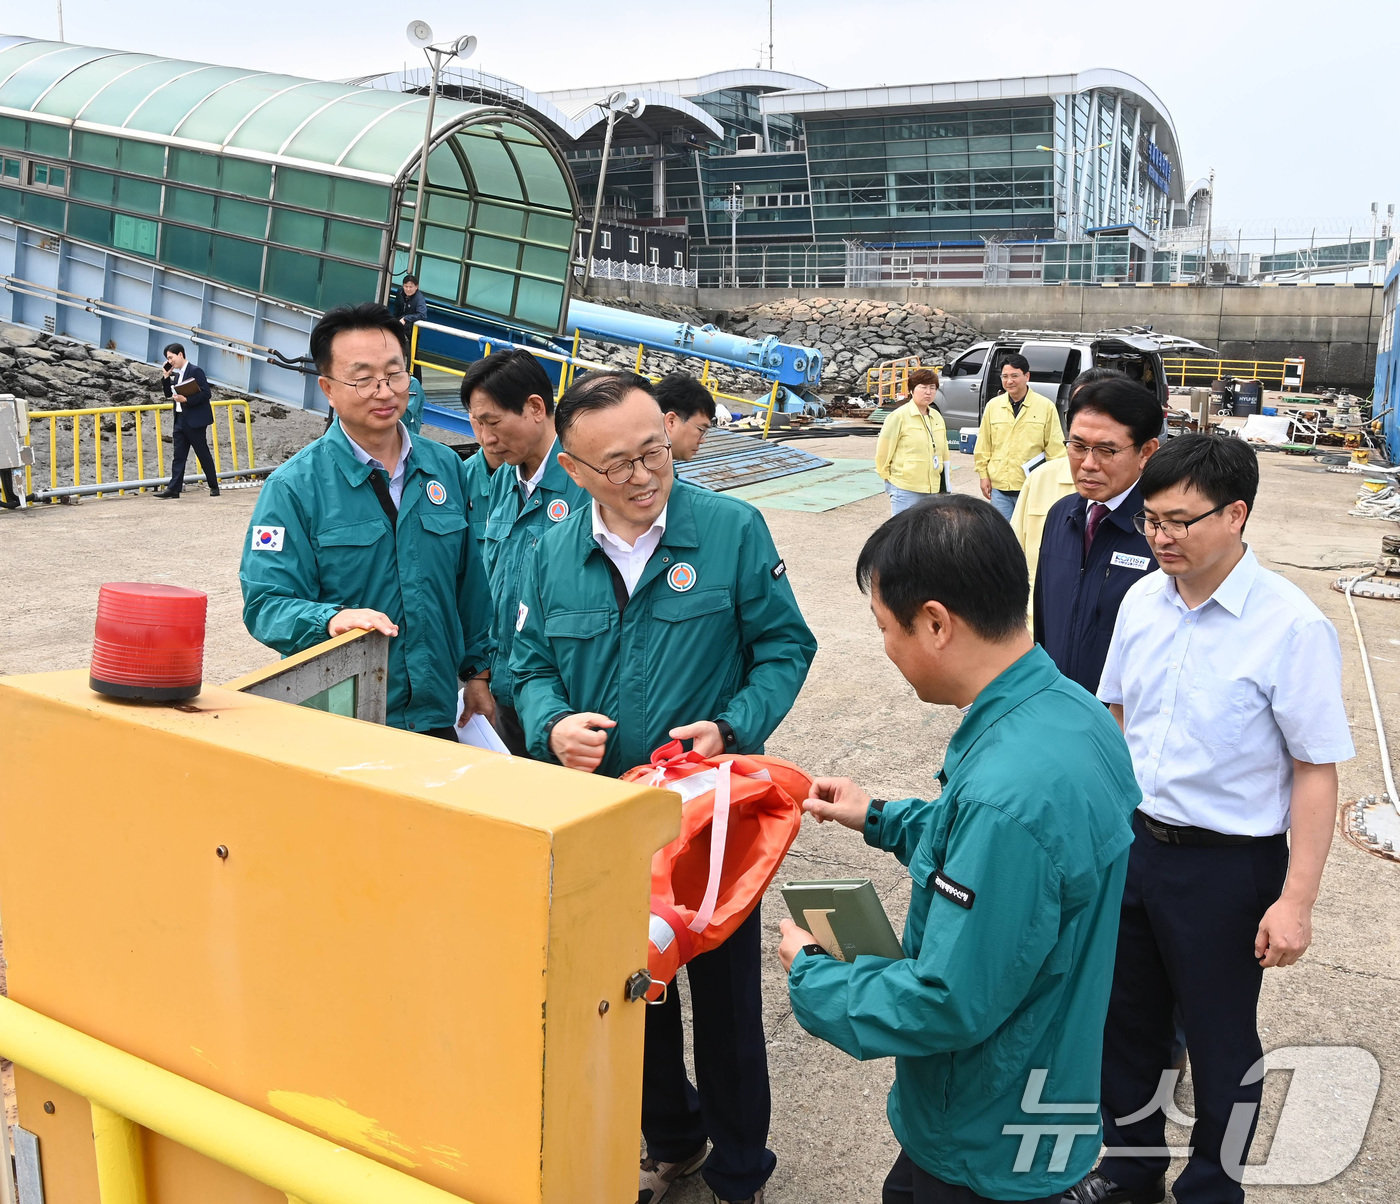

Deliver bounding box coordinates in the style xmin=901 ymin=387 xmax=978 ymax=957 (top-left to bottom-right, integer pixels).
xmin=634 ymin=343 xmax=645 ymax=373
xmin=761 ymin=378 xmax=780 ymax=439
xmin=243 ymin=402 xmax=255 ymax=470
xmin=92 ymin=1102 xmax=148 ymax=1204
xmin=134 ymin=409 xmax=146 ymax=490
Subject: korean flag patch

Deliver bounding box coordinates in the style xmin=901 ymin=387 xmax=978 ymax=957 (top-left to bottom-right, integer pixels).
xmin=251 ymin=525 xmax=284 ymax=552
xmin=516 ymin=602 xmax=529 ymax=632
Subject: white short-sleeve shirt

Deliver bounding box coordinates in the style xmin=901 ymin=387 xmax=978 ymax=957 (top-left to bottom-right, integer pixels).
xmin=1098 ymin=546 xmax=1354 ymax=836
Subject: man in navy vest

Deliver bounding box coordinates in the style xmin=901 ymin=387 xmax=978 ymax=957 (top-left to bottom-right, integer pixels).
xmin=1032 ymin=377 xmax=1160 ymax=693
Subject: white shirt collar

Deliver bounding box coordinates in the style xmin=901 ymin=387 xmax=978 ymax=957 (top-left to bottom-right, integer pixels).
xmin=591 ymin=499 xmax=667 ymax=551
xmin=1097 ymin=481 xmax=1137 ymax=512
xmin=1165 ymin=544 xmax=1257 ymax=617
xmin=516 ymin=437 xmax=556 ymax=498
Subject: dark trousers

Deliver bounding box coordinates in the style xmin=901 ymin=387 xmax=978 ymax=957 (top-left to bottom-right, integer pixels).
xmin=642 ymin=904 xmax=774 ymax=1200
xmin=169 ymin=422 xmax=218 ymax=493
xmin=883 ymin=1151 xmax=1061 ymax=1204
xmin=493 ymin=698 xmax=532 ymax=758
xmin=1098 ymin=813 xmax=1289 ymax=1204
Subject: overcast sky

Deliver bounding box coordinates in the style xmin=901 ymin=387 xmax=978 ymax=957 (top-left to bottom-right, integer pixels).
xmin=11 ymin=0 xmax=1397 ymax=249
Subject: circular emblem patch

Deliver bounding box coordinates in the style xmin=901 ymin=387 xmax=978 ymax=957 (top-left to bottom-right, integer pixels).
xmin=425 ymin=480 xmax=447 ymax=506
xmin=258 ymin=531 xmax=274 ymax=546
xmin=667 ymin=562 xmax=697 ymax=592
xmin=547 ymin=498 xmax=570 ymax=522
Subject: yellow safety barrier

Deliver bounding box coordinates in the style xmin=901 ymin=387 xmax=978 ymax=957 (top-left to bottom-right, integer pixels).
xmin=22 ymin=398 xmax=256 ymax=500
xmin=1161 ymin=357 xmax=1300 ymax=389
xmin=0 ymin=995 xmax=475 ymax=1204
xmin=866 ymin=356 xmax=932 ymax=403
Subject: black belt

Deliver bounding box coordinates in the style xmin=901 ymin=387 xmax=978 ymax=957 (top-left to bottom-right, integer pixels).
xmin=1140 ymin=813 xmax=1266 ymax=847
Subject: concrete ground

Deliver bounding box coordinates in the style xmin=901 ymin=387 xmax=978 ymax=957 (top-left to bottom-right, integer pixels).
xmin=1 ymin=437 xmax=1398 ymax=1202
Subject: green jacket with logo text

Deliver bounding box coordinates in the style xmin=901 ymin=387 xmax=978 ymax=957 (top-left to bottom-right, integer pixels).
xmin=239 ymin=422 xmax=492 ymax=732
xmin=509 ymin=481 xmax=817 ymax=774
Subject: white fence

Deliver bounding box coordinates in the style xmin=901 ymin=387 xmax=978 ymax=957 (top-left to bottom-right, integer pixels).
xmin=574 ymin=259 xmax=698 ymax=287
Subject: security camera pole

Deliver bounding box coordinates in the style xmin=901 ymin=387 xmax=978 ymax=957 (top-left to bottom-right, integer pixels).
xmin=580 ymin=91 xmax=646 ymax=294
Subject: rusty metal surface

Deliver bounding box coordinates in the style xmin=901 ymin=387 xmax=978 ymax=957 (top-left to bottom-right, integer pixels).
xmin=677 ymin=431 xmax=830 ymax=492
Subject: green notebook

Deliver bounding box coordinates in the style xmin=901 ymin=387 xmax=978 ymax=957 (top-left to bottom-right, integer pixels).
xmin=782 ymin=878 xmax=904 ymax=962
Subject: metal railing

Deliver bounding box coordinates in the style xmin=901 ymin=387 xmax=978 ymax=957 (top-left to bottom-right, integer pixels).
xmin=23 ymin=398 xmax=261 ymax=501
xmin=865 ymin=357 xmax=935 ymax=402
xmin=0 ymin=994 xmax=473 ymax=1204
xmin=1160 ymin=357 xmax=1300 ymax=389
xmin=574 ymin=258 xmax=698 ymax=287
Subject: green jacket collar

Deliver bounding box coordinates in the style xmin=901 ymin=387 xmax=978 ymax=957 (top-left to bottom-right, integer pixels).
xmin=939 ymin=645 xmax=1060 ymax=783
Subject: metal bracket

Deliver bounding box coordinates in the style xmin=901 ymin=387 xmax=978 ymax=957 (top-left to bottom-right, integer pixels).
xmin=12 ymin=1127 xmax=43 ymax=1204
xmin=624 ymin=970 xmax=657 ymax=1004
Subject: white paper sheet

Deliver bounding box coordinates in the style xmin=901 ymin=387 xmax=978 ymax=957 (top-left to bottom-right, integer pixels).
xmin=453 ymin=690 xmax=511 ymax=753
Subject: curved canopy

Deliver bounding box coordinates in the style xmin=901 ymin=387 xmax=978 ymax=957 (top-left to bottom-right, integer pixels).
xmin=0 ymin=38 xmax=565 ymax=185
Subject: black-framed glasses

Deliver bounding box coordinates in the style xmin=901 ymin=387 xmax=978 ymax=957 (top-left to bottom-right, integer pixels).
xmin=325 ymin=370 xmax=411 ymax=399
xmin=1066 ymin=438 xmax=1132 ymax=461
xmin=1133 ymin=501 xmax=1230 ymax=539
xmin=573 ymin=441 xmax=672 ymax=485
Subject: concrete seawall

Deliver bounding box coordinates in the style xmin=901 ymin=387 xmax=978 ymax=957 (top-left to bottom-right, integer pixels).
xmin=586 ymin=280 xmax=1384 ymax=390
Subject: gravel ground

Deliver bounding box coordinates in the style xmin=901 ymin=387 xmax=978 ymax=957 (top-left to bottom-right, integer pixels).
xmin=1 ymin=439 xmax=1397 ymax=1202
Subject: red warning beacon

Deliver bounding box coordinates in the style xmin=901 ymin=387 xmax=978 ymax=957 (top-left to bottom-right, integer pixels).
xmin=89 ymin=582 xmax=208 ymax=701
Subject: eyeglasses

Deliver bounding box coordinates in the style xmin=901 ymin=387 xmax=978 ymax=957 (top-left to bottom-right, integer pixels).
xmin=573 ymin=441 xmax=672 ymax=485
xmin=1066 ymin=438 xmax=1133 ymax=461
xmin=1133 ymin=501 xmax=1230 ymax=539
xmin=325 ymin=370 xmax=411 ymax=399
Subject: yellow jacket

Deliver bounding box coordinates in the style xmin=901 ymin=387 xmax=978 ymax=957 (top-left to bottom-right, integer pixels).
xmin=973 ymin=389 xmax=1067 ymax=491
xmin=875 ymin=400 xmax=951 ymax=494
xmin=1011 ymin=456 xmax=1078 ymax=626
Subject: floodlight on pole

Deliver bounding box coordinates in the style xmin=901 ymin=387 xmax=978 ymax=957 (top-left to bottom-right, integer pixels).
xmin=580 ymin=92 xmax=648 ymax=294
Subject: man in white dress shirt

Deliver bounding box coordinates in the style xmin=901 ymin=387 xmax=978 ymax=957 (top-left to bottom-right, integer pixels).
xmin=1061 ymin=435 xmax=1353 ymax=1204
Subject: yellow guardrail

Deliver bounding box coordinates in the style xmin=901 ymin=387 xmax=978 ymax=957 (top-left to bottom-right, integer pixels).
xmin=1161 ymin=357 xmax=1300 ymax=389
xmin=23 ymin=398 xmax=256 ymax=500
xmin=866 ymin=356 xmax=933 ymax=403
xmin=0 ymin=994 xmax=474 ymax=1204
xmin=410 ymin=323 xmax=785 ymax=439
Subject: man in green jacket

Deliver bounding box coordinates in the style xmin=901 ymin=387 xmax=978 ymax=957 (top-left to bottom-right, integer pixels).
xmin=240 ymin=303 xmax=494 ymax=737
xmin=780 ymin=494 xmax=1139 ymax=1204
xmin=462 ymin=348 xmax=588 ymax=755
xmin=511 ymin=371 xmax=815 ymax=1204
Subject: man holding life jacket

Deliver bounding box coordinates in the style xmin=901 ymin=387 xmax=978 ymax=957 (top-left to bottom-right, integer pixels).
xmin=510 ymin=370 xmax=817 ymax=1204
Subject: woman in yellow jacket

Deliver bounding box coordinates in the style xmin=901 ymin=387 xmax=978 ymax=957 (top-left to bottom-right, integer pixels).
xmin=874 ymin=367 xmax=951 ymax=515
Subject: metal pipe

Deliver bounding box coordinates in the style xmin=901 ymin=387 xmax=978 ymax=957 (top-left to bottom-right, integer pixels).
xmin=34 ymin=467 xmax=272 ymax=501
xmin=1344 ymin=573 xmax=1400 ymax=816
xmin=407 ymin=46 xmax=443 ymax=292
xmin=581 ymin=112 xmax=619 ymax=294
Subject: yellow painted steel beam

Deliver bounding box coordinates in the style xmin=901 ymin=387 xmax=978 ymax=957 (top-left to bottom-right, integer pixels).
xmin=92 ymin=1102 xmax=148 ymax=1204
xmin=0 ymin=997 xmax=476 ymax=1204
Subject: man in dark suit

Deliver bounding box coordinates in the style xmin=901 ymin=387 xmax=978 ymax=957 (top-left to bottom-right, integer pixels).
xmin=1032 ymin=376 xmax=1160 ymax=694
xmin=155 ymin=342 xmax=219 ymax=499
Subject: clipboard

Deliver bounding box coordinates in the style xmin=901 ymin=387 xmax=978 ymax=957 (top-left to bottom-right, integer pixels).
xmin=173 ymin=378 xmax=202 ymax=399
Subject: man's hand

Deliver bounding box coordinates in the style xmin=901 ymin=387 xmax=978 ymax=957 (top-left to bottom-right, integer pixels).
xmin=669 ymin=720 xmax=724 ymax=757
xmin=1256 ymin=895 xmax=1313 ymax=967
xmin=550 ymin=712 xmax=616 ymax=772
xmin=979 ymin=477 xmax=993 ymax=500
xmin=803 ymin=777 xmax=872 ymax=831
xmin=328 ymin=608 xmax=399 ymax=637
xmin=458 ymin=676 xmax=496 ymax=727
xmin=778 ymin=917 xmax=817 ymax=973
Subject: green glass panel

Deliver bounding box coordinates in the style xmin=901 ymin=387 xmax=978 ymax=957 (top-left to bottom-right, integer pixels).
xmin=464 ymin=266 xmax=514 ymax=315
xmin=271 ymin=207 xmax=326 ymax=251
xmin=416 ymin=256 xmax=461 ymax=302
xmin=527 ymin=212 xmax=573 ymax=248
xmin=0 ymin=117 xmax=23 ymax=149
xmin=474 ymin=202 xmax=523 ymax=237
xmin=174 ymin=74 xmax=306 ymax=145
xmin=391 ymin=248 xmax=409 ymax=278
xmin=120 ymin=139 xmax=166 ymax=177
xmin=319 ymin=259 xmax=379 ymax=310
xmin=72 ymin=131 xmax=120 ymax=168
xmin=215 ymin=197 xmax=268 ymax=238
xmin=1 ymin=158 xmax=20 ymax=181
xmin=460 ymin=133 xmax=522 ymax=200
xmin=513 ymin=278 xmax=564 ymax=330
xmin=168 ymin=149 xmax=220 ymax=188
xmin=396 ymin=217 xmax=414 ymax=246
xmin=417 ymin=225 xmax=460 ymax=260
xmin=210 ymin=234 xmax=263 ymax=292
xmin=510 ymin=142 xmax=571 ymax=210
xmin=20 ymin=192 xmax=64 ymax=231
xmin=33 ymin=51 xmax=152 ymax=118
xmin=27 ymin=122 xmax=68 ymax=158
xmin=300 ymin=677 xmax=358 ymax=717
xmin=520 ymin=245 xmax=567 ymax=281
xmin=427 ymin=143 xmax=470 ymax=192
xmin=165 ymin=186 xmax=214 ymax=225
xmin=338 ymin=109 xmax=425 ymax=176
xmin=0 ymin=187 xmax=19 ymax=219
xmin=471 ymin=235 xmax=520 ymax=270
xmin=84 ymin=62 xmax=226 ymax=130
xmin=494 ymin=123 xmax=544 ymax=144
xmin=274 ymin=168 xmax=332 ymax=210
xmin=69 ymin=168 xmax=115 ymax=205
xmin=282 ymin=91 xmax=409 ymax=167
xmin=118 ymin=176 xmax=163 ymax=216
xmin=161 ymin=225 xmax=211 ymax=274
xmin=67 ymin=203 xmax=113 ymax=246
xmin=265 ymin=247 xmax=322 ymax=307
xmin=113 ymin=214 xmax=158 ymax=256
xmin=48 ymin=167 xmax=65 ymax=188
xmin=427 ymin=192 xmax=470 ymax=226
xmin=2 ymin=46 xmax=99 ymax=109
xmin=326 ymin=219 xmax=381 ymax=261
xmin=332 ymin=178 xmax=390 ymax=222
xmin=222 ymin=157 xmax=272 ymax=199
xmin=228 ymin=81 xmax=348 ymax=155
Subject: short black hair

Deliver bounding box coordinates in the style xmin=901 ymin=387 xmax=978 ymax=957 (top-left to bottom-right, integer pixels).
xmin=163 ymin=342 xmax=185 ymax=358
xmin=460 ymin=348 xmax=557 ymax=416
xmin=309 ymin=303 xmax=406 ymax=375
xmin=1001 ymin=353 xmax=1030 ymax=375
xmin=1138 ymin=434 xmax=1258 ymax=519
xmin=402 ymin=274 xmax=418 ymax=286
xmin=856 ymin=494 xmax=1028 ymax=640
xmin=1069 ymin=366 xmax=1127 ymax=396
xmin=555 ymin=370 xmax=655 ymax=448
xmin=654 ymin=372 xmax=716 ymax=423
xmin=1067 ymin=377 xmax=1163 ymax=448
